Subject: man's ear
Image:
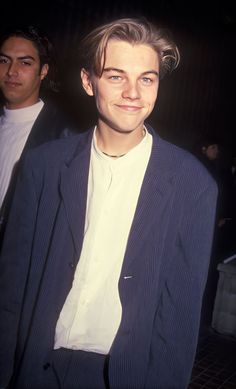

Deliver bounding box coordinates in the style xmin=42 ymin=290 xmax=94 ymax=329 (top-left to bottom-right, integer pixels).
xmin=81 ymin=68 xmax=94 ymax=96
xmin=40 ymin=64 xmax=49 ymax=80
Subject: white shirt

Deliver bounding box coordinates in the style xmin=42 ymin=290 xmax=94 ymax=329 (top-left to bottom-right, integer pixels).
xmin=54 ymin=127 xmax=153 ymax=354
xmin=0 ymin=100 xmax=44 ymax=208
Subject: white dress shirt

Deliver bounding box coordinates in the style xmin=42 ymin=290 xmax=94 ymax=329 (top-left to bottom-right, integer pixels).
xmin=54 ymin=127 xmax=153 ymax=354
xmin=0 ymin=100 xmax=44 ymax=208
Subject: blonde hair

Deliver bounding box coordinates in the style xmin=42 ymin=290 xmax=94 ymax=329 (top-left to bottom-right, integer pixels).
xmin=80 ymin=18 xmax=180 ymax=78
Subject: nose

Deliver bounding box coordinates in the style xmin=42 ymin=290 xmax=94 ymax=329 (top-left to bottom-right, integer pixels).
xmin=7 ymin=62 xmax=18 ymax=77
xmin=122 ymin=80 xmax=140 ymax=100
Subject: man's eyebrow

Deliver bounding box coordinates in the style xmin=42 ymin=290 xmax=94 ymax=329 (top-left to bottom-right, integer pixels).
xmin=0 ymin=52 xmax=10 ymax=58
xmin=0 ymin=53 xmax=36 ymax=61
xmin=103 ymin=67 xmax=125 ymax=74
xmin=141 ymin=70 xmax=159 ymax=77
xmin=103 ymin=67 xmax=159 ymax=76
xmin=18 ymin=56 xmax=36 ymax=61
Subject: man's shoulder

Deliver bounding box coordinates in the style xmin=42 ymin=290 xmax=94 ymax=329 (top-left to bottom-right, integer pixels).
xmin=24 ymin=128 xmax=92 ymax=167
xmin=151 ymin=128 xmax=217 ymax=191
xmin=38 ymin=99 xmax=66 ymax=123
xmin=30 ymin=98 xmax=79 ymax=143
xmin=159 ymin=136 xmax=203 ymax=168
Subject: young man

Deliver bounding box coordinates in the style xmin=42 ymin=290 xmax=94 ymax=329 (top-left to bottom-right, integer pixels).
xmin=0 ymin=18 xmax=217 ymax=389
xmin=0 ymin=26 xmax=72 ymax=248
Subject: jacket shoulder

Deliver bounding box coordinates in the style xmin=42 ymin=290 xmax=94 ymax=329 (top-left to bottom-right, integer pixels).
xmin=151 ymin=129 xmax=217 ymax=193
xmin=27 ymin=100 xmax=78 ymax=148
xmin=22 ymin=128 xmax=92 ymax=170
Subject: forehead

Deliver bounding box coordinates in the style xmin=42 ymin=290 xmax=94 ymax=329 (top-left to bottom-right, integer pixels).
xmin=0 ymin=36 xmax=39 ymax=60
xmin=104 ymin=39 xmax=159 ymax=72
xmin=207 ymin=144 xmax=218 ymax=149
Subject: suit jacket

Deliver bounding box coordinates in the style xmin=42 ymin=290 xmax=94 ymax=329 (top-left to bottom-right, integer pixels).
xmin=0 ymin=100 xmax=75 ymax=249
xmin=0 ymin=125 xmax=217 ymax=389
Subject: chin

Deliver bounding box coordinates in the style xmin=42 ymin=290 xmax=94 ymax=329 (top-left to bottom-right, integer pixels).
xmin=113 ymin=125 xmax=141 ymax=134
xmin=116 ymin=120 xmax=144 ymax=132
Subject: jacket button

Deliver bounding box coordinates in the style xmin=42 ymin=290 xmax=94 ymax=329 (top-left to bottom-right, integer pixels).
xmin=43 ymin=362 xmax=51 ymax=370
xmin=69 ymin=262 xmax=75 ymax=268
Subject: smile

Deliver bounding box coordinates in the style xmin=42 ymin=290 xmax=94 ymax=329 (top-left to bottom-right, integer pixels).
xmin=116 ymin=104 xmax=142 ymax=112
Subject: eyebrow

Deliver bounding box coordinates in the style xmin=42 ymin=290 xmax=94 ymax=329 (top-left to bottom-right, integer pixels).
xmin=0 ymin=53 xmax=36 ymax=61
xmin=103 ymin=67 xmax=159 ymax=77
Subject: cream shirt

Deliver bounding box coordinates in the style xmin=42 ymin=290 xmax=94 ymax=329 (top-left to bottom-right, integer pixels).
xmin=54 ymin=127 xmax=152 ymax=354
xmin=0 ymin=100 xmax=44 ymax=208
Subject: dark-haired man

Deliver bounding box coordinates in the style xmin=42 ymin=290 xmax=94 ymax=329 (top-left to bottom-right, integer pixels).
xmin=0 ymin=26 xmax=72 ymax=247
xmin=0 ymin=18 xmax=217 ymax=389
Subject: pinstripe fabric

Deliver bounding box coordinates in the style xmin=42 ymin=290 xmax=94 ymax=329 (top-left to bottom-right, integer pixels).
xmin=0 ymin=125 xmax=217 ymax=389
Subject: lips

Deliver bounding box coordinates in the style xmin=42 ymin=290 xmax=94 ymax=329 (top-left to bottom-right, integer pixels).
xmin=116 ymin=104 xmax=142 ymax=112
xmin=4 ymin=80 xmax=21 ymax=88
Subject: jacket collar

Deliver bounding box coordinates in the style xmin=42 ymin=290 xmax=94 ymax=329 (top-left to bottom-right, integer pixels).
xmin=120 ymin=124 xmax=176 ymax=275
xmin=59 ymin=125 xmax=176 ymax=261
xmin=59 ymin=128 xmax=93 ymax=256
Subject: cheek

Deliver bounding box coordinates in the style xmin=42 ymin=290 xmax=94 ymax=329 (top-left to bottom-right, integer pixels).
xmin=95 ymin=87 xmax=117 ymax=107
xmin=22 ymin=69 xmax=40 ymax=83
xmin=146 ymin=89 xmax=158 ymax=108
xmin=0 ymin=67 xmax=6 ymax=79
xmin=97 ymin=81 xmax=122 ymax=98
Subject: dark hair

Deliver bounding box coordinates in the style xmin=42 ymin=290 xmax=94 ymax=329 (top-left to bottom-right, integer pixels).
xmin=0 ymin=25 xmax=59 ymax=92
xmin=79 ymin=18 xmax=180 ymax=79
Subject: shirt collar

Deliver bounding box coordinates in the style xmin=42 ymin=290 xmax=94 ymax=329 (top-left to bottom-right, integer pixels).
xmin=92 ymin=125 xmax=152 ymax=169
xmin=3 ymin=99 xmax=44 ymax=123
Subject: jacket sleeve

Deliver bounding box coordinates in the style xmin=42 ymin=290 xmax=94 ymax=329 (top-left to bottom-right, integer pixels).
xmin=0 ymin=155 xmax=39 ymax=387
xmin=145 ymin=181 xmax=218 ymax=389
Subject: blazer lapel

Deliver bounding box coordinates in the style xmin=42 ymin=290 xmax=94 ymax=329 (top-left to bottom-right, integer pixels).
xmin=120 ymin=129 xmax=176 ymax=276
xmin=22 ymin=103 xmax=49 ymax=152
xmin=59 ymin=129 xmax=93 ymax=257
xmin=23 ymin=101 xmax=64 ymax=151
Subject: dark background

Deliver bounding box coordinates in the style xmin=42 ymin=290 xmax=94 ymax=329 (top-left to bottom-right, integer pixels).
xmin=1 ymin=0 xmax=236 ymax=155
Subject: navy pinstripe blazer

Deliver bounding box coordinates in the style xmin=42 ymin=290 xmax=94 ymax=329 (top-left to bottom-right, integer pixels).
xmin=0 ymin=125 xmax=217 ymax=388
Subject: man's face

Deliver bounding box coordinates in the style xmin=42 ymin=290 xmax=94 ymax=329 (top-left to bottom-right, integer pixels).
xmin=81 ymin=39 xmax=160 ymax=135
xmin=203 ymin=144 xmax=219 ymax=161
xmin=0 ymin=36 xmax=48 ymax=109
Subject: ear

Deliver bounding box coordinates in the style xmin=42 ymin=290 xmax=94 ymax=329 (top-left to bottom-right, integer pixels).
xmin=40 ymin=64 xmax=49 ymax=80
xmin=81 ymin=68 xmax=94 ymax=96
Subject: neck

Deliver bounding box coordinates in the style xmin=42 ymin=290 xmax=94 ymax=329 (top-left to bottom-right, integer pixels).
xmin=5 ymin=98 xmax=40 ymax=110
xmin=96 ymin=125 xmax=145 ymax=156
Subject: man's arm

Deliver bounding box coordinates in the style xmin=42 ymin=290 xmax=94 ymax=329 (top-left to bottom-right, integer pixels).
xmin=145 ymin=181 xmax=217 ymax=389
xmin=0 ymin=155 xmax=39 ymax=387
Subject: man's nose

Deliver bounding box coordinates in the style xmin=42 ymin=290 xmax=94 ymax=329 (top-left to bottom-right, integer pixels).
xmin=7 ymin=62 xmax=18 ymax=77
xmin=122 ymin=80 xmax=140 ymax=100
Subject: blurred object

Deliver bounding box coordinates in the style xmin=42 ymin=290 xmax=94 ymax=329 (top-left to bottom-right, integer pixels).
xmin=212 ymin=258 xmax=236 ymax=337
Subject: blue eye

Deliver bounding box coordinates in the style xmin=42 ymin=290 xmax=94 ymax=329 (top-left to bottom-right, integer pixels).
xmin=110 ymin=75 xmax=122 ymax=80
xmin=142 ymin=77 xmax=152 ymax=84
